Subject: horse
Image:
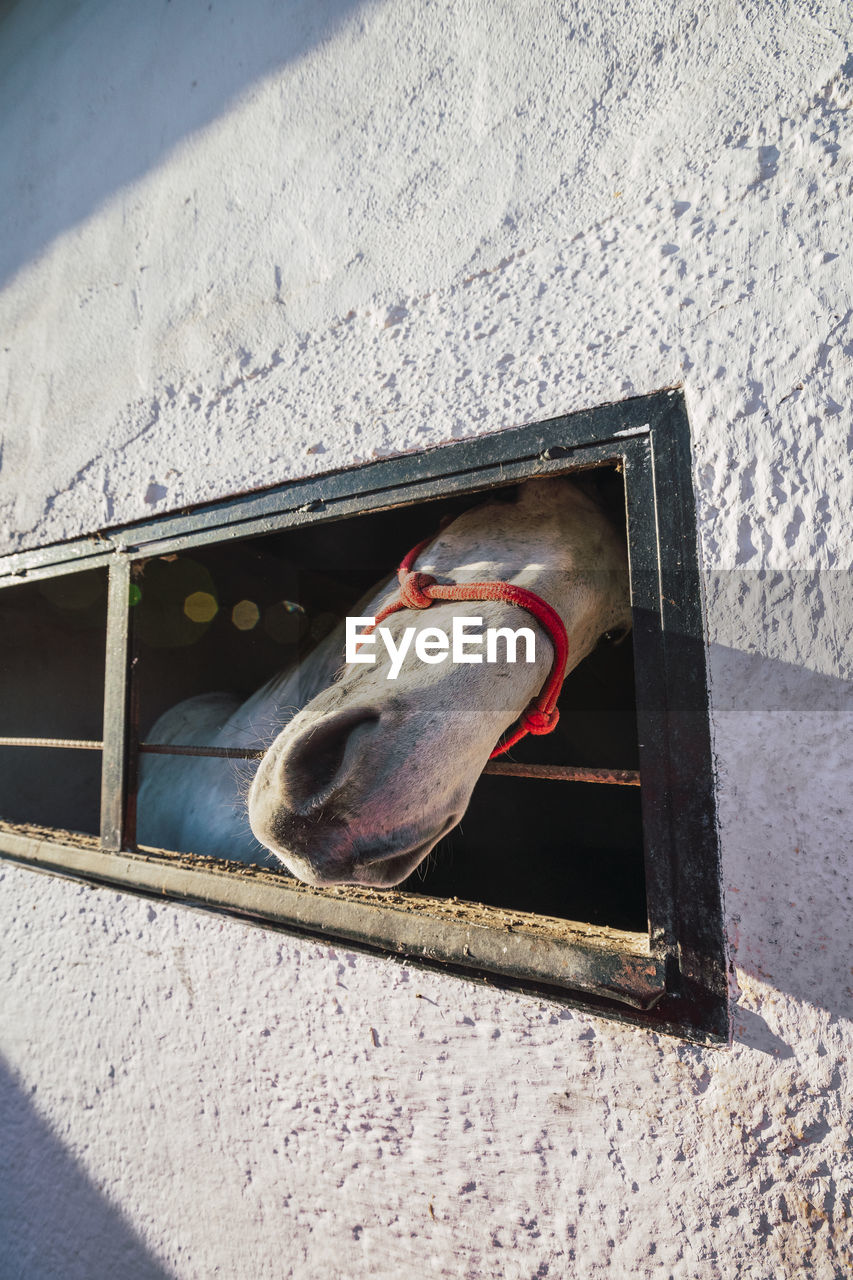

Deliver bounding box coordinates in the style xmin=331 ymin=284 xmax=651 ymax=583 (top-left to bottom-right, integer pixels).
xmin=136 ymin=476 xmax=632 ymax=887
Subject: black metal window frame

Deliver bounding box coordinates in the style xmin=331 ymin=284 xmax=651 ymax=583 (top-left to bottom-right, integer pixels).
xmin=0 ymin=390 xmax=728 ymax=1041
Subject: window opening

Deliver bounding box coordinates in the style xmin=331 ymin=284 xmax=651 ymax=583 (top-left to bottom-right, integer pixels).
xmin=131 ymin=478 xmax=645 ymax=931
xmin=0 ymin=569 xmax=107 ymax=835
xmin=0 ymin=392 xmax=727 ymax=1041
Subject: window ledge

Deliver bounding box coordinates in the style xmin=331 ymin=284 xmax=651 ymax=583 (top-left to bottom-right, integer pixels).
xmin=0 ymin=820 xmax=664 ymax=1011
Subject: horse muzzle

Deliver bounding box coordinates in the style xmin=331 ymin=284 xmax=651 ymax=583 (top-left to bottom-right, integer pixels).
xmin=247 ymin=700 xmax=463 ymax=886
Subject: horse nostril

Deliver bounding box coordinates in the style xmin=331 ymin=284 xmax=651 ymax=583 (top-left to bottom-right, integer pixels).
xmin=282 ymin=707 xmax=381 ymax=810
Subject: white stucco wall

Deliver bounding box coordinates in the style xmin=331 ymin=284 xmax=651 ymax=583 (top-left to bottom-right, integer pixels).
xmin=1 ymin=1 xmax=852 ymax=1276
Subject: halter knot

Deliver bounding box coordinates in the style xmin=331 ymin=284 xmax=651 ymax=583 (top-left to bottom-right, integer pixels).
xmin=520 ymin=705 xmax=560 ymax=735
xmin=398 ymin=570 xmax=437 ymax=609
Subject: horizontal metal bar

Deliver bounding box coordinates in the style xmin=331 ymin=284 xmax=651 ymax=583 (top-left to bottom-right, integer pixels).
xmin=44 ymin=442 xmax=629 ymax=569
xmin=139 ymin=742 xmax=265 ymax=760
xmin=138 ymin=742 xmax=641 ymax=785
xmin=0 ymin=737 xmax=641 ymax=788
xmin=482 ymin=762 xmax=641 ymax=786
xmin=0 ymin=397 xmax=659 ymax=582
xmin=0 ymin=822 xmax=665 ymax=1009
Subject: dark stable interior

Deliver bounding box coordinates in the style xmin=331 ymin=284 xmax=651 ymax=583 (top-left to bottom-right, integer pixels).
xmin=0 ymin=570 xmax=107 ymax=835
xmin=0 ymin=469 xmax=647 ymax=932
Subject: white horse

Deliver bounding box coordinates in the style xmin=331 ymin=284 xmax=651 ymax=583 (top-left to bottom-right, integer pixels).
xmin=137 ymin=477 xmax=631 ymax=886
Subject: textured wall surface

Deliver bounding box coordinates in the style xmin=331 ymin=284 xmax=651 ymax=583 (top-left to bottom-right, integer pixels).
xmin=1 ymin=1 xmax=852 ymax=1276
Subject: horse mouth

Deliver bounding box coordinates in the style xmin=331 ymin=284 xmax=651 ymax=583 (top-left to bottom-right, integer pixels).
xmin=350 ymin=838 xmax=438 ymax=887
xmin=349 ymin=847 xmax=429 ymax=887
xmin=259 ymin=810 xmax=462 ymax=888
xmin=346 ymin=813 xmax=462 ymax=888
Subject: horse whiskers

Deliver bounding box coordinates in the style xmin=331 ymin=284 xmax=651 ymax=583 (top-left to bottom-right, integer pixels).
xmin=413 ymin=837 xmax=446 ymax=883
xmin=243 ymin=708 xmax=300 ymax=748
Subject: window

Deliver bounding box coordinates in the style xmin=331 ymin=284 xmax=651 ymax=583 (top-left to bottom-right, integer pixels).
xmin=0 ymin=391 xmax=727 ymax=1040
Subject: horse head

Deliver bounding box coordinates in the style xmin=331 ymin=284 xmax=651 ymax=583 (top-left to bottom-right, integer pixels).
xmin=247 ymin=477 xmax=631 ymax=886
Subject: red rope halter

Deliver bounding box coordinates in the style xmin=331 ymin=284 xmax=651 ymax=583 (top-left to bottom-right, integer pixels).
xmin=364 ymin=531 xmax=570 ymax=758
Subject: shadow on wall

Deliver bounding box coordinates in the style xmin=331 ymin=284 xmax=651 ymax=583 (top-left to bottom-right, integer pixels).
xmin=709 ymin=640 xmax=853 ymax=1026
xmin=0 ymin=1057 xmax=170 ymax=1280
xmin=0 ymin=0 xmax=376 ymax=289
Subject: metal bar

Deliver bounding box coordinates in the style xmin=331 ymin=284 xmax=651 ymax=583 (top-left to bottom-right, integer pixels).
xmin=0 ymin=824 xmax=666 ymax=1011
xmin=0 ymin=397 xmax=656 ymax=583
xmin=139 ymin=743 xmax=266 ymax=760
xmin=123 ymin=619 xmax=141 ymax=854
xmin=649 ymin=393 xmax=727 ymax=1026
xmin=0 ymin=734 xmax=641 ymax=788
xmin=622 ymin=438 xmax=677 ymax=958
xmin=29 ymin=442 xmax=629 ymax=571
xmin=482 ymin=762 xmax=640 ymax=786
xmin=99 ymin=559 xmax=132 ymax=851
xmin=137 ymin=742 xmax=640 ymax=785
